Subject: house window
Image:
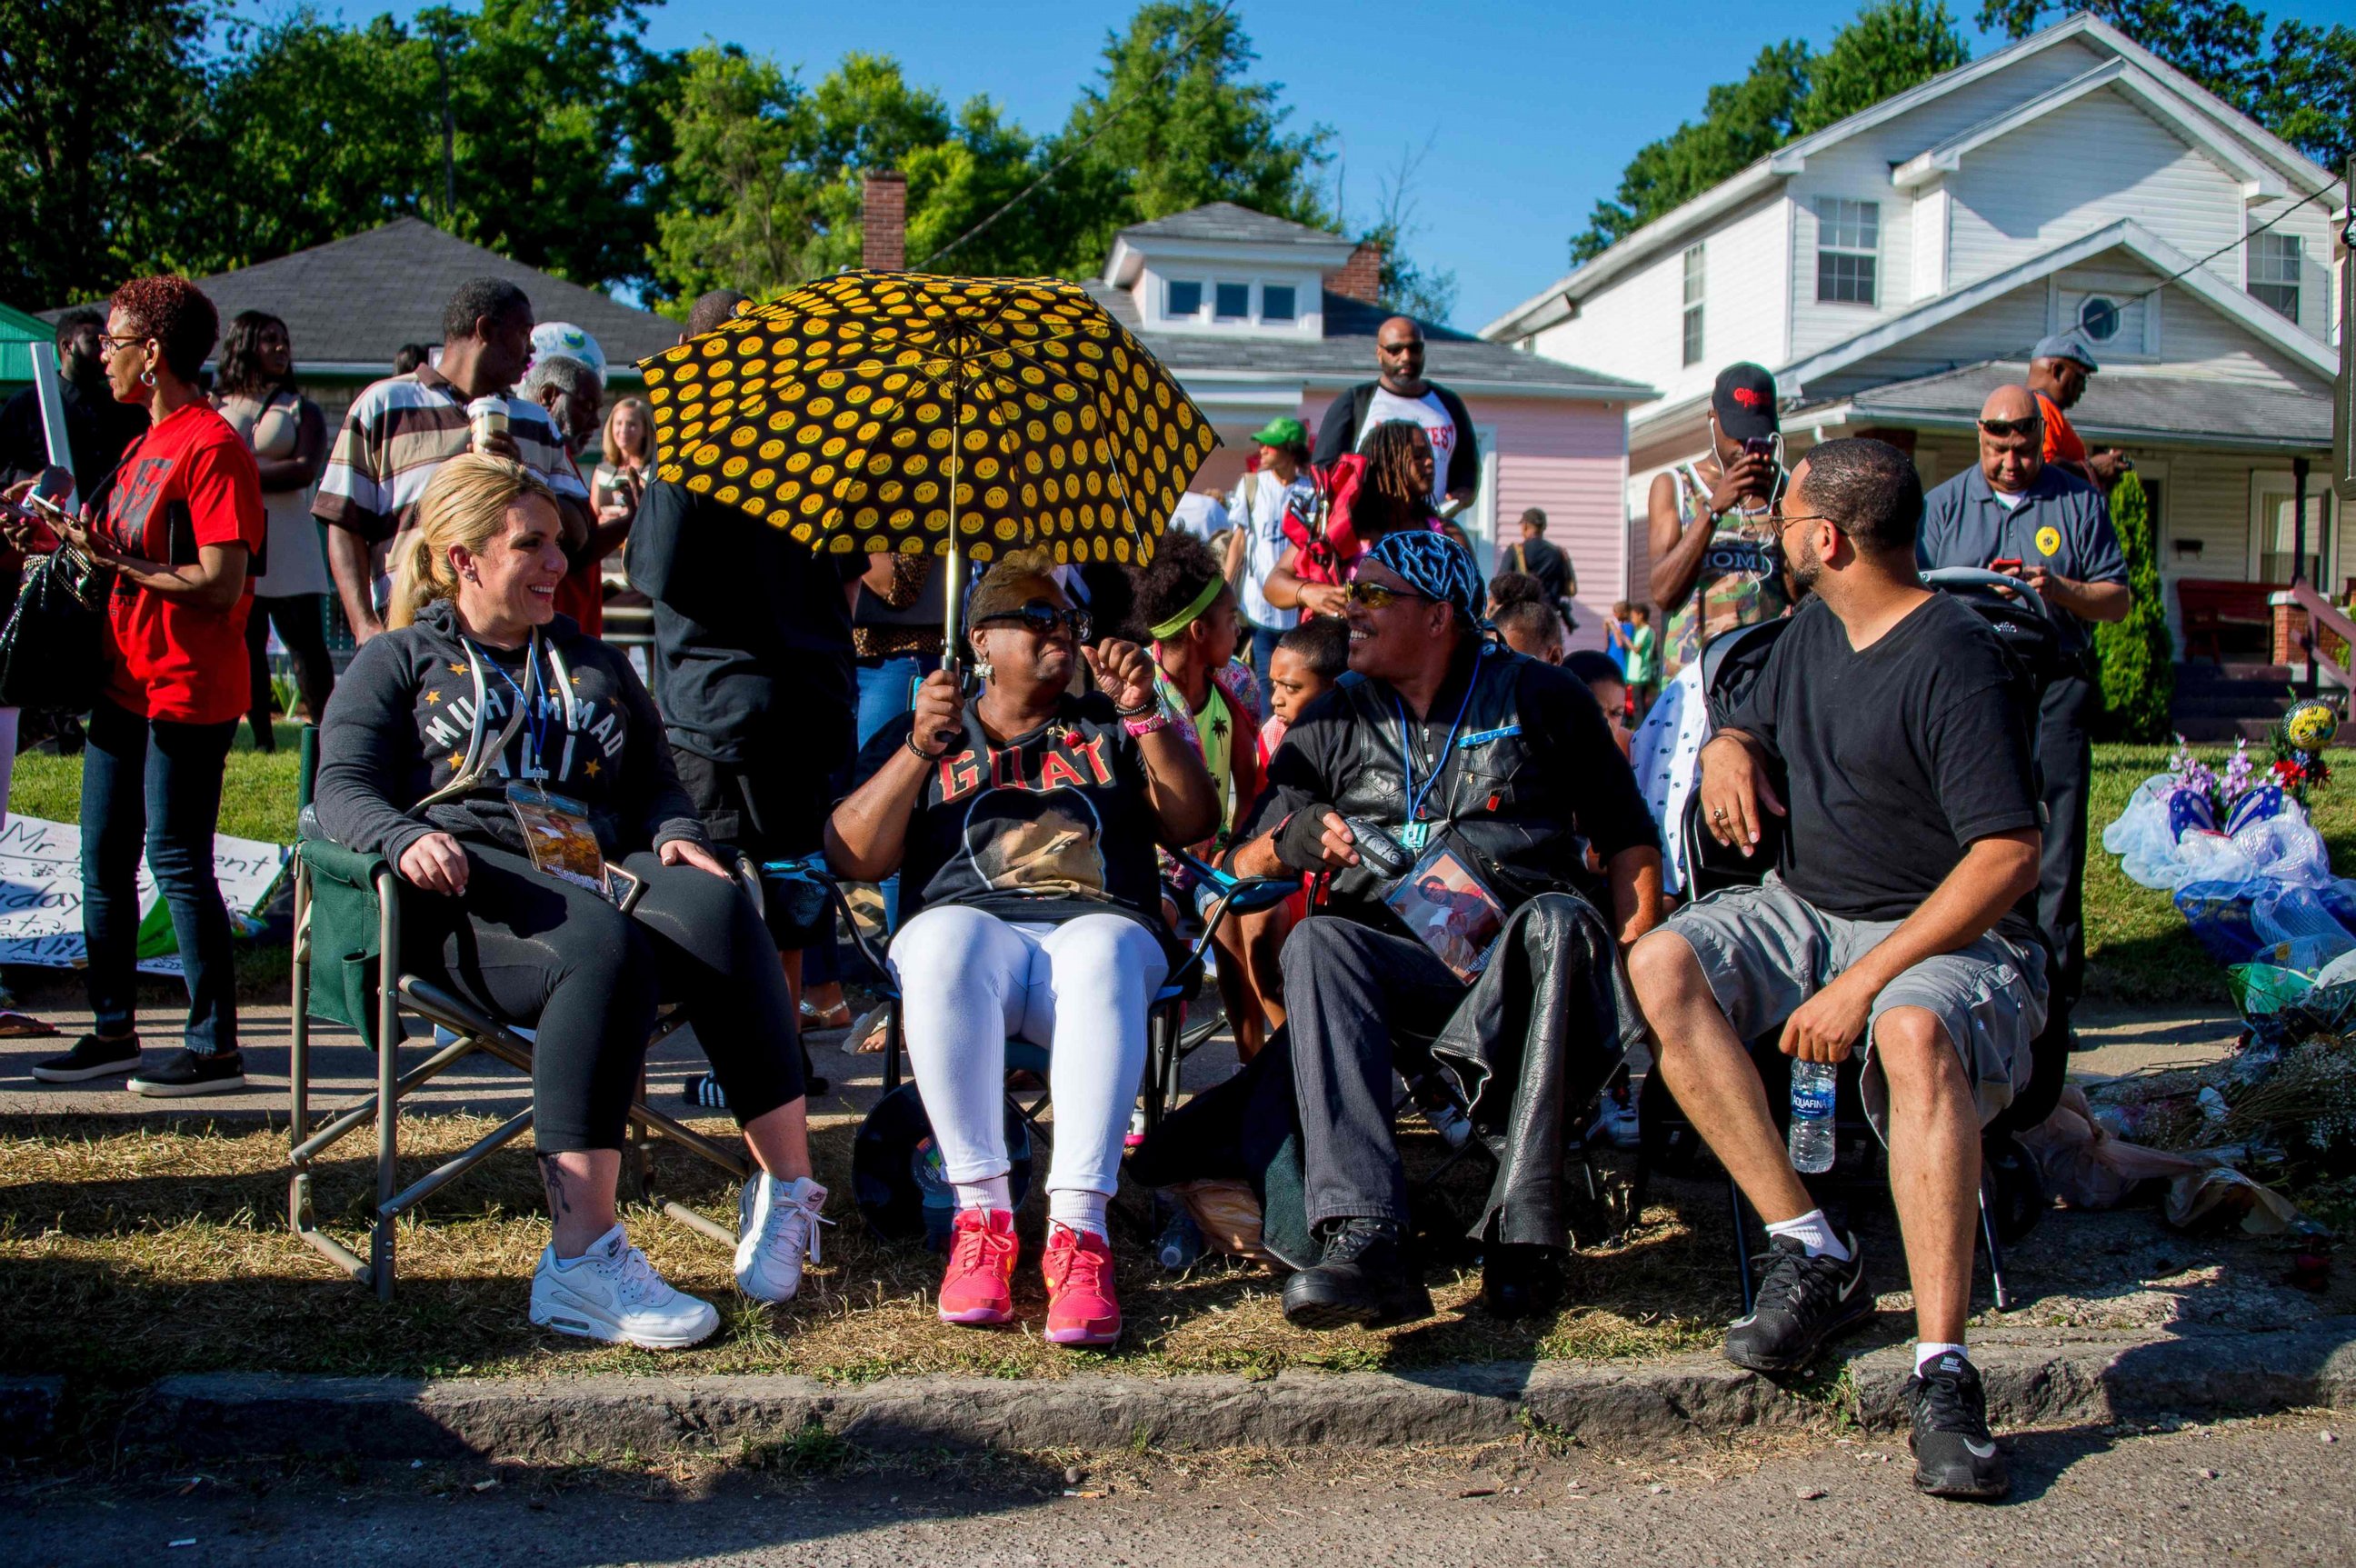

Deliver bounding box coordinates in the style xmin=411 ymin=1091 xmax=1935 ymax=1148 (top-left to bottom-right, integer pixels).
xmin=2077 ymin=295 xmax=2123 ymax=342
xmin=1681 ymin=245 xmax=1705 ymax=367
xmin=2249 ymin=232 xmax=2301 ymax=321
xmin=1214 ymin=282 xmax=1251 ymax=320
xmin=1262 ymin=283 xmax=1296 ymax=323
xmin=1166 ymin=279 xmax=1203 ymax=318
xmin=1814 ymin=198 xmax=1880 ymax=305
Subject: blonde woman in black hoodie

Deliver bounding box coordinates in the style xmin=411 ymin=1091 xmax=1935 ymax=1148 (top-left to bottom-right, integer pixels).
xmin=313 ymin=454 xmax=824 ymax=1349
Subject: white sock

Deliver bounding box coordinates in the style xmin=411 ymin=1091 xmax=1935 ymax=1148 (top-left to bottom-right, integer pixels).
xmin=954 ymin=1174 xmax=1012 ymax=1213
xmin=1049 ymin=1189 xmax=1110 ymax=1242
xmin=1915 ymin=1341 xmax=1970 ymax=1375
xmin=1763 ymin=1209 xmax=1851 ymax=1261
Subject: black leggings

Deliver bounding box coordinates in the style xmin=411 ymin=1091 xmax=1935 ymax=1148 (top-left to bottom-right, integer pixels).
xmin=245 ymin=594 xmax=336 ymax=744
xmin=400 ymin=844 xmax=804 ymax=1153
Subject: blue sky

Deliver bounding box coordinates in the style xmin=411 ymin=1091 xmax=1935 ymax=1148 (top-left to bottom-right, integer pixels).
xmin=301 ymin=0 xmax=2356 ymax=329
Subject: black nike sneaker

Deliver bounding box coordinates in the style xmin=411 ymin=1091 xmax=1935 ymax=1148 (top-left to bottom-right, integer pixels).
xmin=1281 ymin=1218 xmax=1434 ymax=1331
xmin=1722 ymin=1231 xmax=1872 ymax=1373
xmin=1907 ymin=1352 xmax=2009 ymax=1500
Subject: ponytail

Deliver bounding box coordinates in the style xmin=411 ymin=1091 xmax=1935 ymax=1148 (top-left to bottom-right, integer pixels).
xmin=386 ymin=454 xmax=556 ymax=630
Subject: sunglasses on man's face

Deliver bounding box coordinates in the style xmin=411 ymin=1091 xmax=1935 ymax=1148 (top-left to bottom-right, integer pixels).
xmin=978 ymin=600 xmax=1092 ymax=642
xmin=1345 ymin=580 xmax=1434 ymax=611
xmin=1978 ymin=416 xmax=2042 ymax=440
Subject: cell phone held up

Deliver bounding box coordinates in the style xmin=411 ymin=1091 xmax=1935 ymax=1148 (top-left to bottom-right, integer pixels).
xmin=1739 ymin=435 xmax=1777 ymax=461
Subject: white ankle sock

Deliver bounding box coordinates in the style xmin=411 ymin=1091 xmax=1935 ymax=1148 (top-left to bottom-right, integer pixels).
xmin=1915 ymin=1341 xmax=1970 ymax=1374
xmin=1049 ymin=1189 xmax=1110 ymax=1241
xmin=954 ymin=1174 xmax=1012 ymax=1213
xmin=1763 ymin=1209 xmax=1851 ymax=1261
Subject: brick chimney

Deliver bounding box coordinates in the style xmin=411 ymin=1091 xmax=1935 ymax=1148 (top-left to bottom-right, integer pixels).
xmin=1325 ymin=240 xmax=1384 ymax=306
xmin=862 ymin=172 xmax=907 ymax=272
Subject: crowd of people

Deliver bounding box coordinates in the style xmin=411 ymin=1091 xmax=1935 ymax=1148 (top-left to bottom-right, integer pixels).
xmin=0 ymin=267 xmax=2140 ymax=1503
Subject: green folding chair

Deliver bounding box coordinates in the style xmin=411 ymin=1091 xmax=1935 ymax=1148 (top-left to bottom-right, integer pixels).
xmin=285 ymin=727 xmax=748 ymax=1300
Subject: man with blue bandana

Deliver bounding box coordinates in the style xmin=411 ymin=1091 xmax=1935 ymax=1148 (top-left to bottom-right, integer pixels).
xmin=1225 ymin=531 xmax=1663 ymax=1327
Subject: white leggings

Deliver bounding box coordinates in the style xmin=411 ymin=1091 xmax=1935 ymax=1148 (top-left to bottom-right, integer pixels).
xmin=890 ymin=905 xmax=1169 ymax=1200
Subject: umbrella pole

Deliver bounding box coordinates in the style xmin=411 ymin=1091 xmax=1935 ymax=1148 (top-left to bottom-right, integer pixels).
xmin=942 ymin=385 xmax=966 ymax=684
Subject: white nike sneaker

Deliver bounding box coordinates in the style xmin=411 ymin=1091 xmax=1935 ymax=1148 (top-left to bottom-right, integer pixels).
xmin=530 ymin=1224 xmax=720 ymax=1349
xmin=734 ymin=1173 xmax=833 ymax=1303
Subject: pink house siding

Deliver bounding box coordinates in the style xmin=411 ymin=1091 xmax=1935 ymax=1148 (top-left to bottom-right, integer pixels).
xmin=1463 ymin=396 xmax=1632 ymax=654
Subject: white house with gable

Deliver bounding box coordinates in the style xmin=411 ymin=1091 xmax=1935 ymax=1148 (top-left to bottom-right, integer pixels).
xmin=1482 ymin=10 xmax=2345 ymax=654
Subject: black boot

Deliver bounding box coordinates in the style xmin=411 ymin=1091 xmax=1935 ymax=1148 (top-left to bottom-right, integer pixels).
xmin=1282 ymin=1217 xmax=1433 ymax=1330
xmin=1482 ymin=1243 xmax=1567 ymax=1320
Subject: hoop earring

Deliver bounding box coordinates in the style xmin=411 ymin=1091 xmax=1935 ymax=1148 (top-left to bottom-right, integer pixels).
xmin=138 ymin=367 xmax=156 ymax=388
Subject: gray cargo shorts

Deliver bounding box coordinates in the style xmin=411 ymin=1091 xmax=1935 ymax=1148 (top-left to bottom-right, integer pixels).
xmin=1661 ymin=875 xmax=2048 ymax=1139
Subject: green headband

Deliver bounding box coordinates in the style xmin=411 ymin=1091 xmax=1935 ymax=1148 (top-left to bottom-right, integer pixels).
xmin=1148 ymin=575 xmax=1224 ymax=642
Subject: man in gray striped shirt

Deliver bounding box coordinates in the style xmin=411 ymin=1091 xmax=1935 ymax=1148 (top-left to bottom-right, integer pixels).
xmin=314 ymin=278 xmax=591 ymax=644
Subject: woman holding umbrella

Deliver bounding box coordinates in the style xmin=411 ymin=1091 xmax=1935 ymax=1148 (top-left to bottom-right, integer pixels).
xmin=827 ymin=550 xmax=1219 ymax=1347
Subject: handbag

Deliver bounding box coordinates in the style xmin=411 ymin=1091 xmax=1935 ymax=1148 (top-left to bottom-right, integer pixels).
xmin=0 ymin=544 xmax=108 ymax=712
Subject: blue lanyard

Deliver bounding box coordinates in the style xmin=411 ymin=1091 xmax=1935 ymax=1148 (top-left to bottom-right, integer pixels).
xmin=471 ymin=638 xmax=551 ymax=781
xmin=1393 ymin=658 xmax=1482 ymax=824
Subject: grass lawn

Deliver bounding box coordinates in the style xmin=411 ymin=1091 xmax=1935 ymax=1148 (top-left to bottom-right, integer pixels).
xmin=2082 ymin=744 xmax=2356 ymax=1006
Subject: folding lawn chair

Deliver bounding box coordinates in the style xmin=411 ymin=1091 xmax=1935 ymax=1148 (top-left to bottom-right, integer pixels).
xmin=285 ymin=728 xmax=750 ymax=1300
xmin=757 ymin=850 xmax=1296 ymax=1237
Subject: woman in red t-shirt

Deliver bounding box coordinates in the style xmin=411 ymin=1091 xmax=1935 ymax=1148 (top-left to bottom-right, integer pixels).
xmin=16 ymin=276 xmax=265 ymax=1097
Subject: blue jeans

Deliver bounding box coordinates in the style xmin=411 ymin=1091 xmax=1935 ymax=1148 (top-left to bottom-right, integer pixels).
xmin=804 ymin=653 xmax=935 ymax=988
xmin=1247 ymin=623 xmax=1283 ymax=720
xmin=81 ymin=699 xmax=240 ymax=1055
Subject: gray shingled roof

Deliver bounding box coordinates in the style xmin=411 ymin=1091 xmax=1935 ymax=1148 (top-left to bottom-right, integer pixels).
xmin=49 ymin=218 xmax=680 ymax=373
xmin=1082 ymin=281 xmax=1652 ymax=397
xmin=1821 ymin=360 xmax=2330 ymax=450
xmin=1115 ymin=202 xmax=1349 ymax=248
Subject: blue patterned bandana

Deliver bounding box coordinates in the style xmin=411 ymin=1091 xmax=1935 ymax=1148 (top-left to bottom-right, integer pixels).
xmin=1365 ymin=530 xmax=1484 ymax=624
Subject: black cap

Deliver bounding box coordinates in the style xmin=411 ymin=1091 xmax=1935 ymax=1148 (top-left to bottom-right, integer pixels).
xmin=1711 ymin=363 xmax=1779 ymax=443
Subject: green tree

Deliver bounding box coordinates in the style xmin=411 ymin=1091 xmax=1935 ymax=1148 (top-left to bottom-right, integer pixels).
xmin=647 ymin=45 xmax=822 ymax=304
xmin=2094 ymin=471 xmax=2175 ymax=742
xmin=1979 ymin=1 xmax=2356 ymax=169
xmin=1796 ymin=1 xmax=1972 ymax=134
xmin=1032 ymin=1 xmax=1333 ymax=273
xmin=0 ymin=0 xmax=211 ymax=305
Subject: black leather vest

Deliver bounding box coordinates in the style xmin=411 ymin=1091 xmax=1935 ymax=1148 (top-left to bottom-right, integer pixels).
xmin=1325 ymin=644 xmax=1586 ymax=911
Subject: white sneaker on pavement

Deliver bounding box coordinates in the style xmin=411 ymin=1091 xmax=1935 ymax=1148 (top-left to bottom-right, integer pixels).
xmin=529 ymin=1224 xmax=720 ymax=1349
xmin=735 ymin=1173 xmax=832 ymax=1303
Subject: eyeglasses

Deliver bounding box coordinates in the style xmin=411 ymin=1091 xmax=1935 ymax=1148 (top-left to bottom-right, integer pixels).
xmin=977 ymin=600 xmax=1092 ymax=642
xmin=94 ymin=333 xmax=143 ymax=357
xmin=1344 ymin=580 xmax=1434 ymax=610
xmin=1977 ymin=416 xmax=2042 ymax=439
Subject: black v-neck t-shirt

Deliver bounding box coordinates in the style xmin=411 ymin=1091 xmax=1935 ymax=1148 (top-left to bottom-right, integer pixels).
xmin=1722 ymin=594 xmax=2040 ymax=939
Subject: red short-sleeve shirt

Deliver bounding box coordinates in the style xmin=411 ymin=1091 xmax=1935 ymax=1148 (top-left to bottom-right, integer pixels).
xmin=99 ymin=403 xmax=266 ymax=725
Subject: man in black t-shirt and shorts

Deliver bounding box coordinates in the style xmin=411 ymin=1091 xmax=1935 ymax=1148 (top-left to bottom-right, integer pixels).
xmin=1626 ymin=438 xmax=2045 ymax=1503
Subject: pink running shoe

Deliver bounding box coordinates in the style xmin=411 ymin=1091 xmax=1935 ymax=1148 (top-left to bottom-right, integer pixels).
xmin=937 ymin=1208 xmax=1018 ymax=1326
xmin=1042 ymin=1223 xmax=1122 ymax=1346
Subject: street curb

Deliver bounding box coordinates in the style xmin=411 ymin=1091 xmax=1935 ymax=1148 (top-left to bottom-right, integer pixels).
xmin=101 ymin=1318 xmax=2356 ymax=1462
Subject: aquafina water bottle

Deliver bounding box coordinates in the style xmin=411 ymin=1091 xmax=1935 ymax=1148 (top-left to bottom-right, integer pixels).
xmin=1788 ymin=1059 xmax=1838 ymax=1174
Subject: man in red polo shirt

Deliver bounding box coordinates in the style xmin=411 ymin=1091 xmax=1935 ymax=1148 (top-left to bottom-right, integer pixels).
xmin=2028 ymin=333 xmax=2131 ymax=492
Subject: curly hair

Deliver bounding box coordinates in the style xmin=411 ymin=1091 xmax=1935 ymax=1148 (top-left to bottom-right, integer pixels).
xmin=1132 ymin=527 xmax=1225 ymax=639
xmin=1360 ymin=419 xmax=1433 ymax=534
xmin=107 ymin=275 xmax=219 ymax=382
xmin=1487 ymin=570 xmax=1545 ymax=611
xmin=215 ymin=310 xmax=293 ymax=400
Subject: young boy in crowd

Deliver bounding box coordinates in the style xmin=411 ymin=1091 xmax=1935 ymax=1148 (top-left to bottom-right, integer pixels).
xmin=1565 ymin=649 xmax=1633 ymax=759
xmin=1260 ymin=615 xmax=1349 ymax=766
xmin=1606 ymin=601 xmax=1635 ymax=676
xmin=1493 ymin=599 xmax=1565 ymax=664
xmin=1623 ymin=604 xmax=1660 ymax=719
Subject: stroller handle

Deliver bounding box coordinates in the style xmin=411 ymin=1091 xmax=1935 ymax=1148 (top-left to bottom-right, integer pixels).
xmin=1921 ymin=565 xmax=2057 ymax=624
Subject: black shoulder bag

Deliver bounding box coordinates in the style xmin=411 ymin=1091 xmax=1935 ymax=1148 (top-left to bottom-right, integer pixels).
xmin=0 ymin=542 xmax=108 ymax=712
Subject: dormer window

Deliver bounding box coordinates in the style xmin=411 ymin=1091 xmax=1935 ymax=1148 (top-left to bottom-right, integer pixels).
xmin=1215 ymin=282 xmax=1251 ymax=320
xmin=1263 ymin=285 xmax=1296 ymax=323
xmin=1167 ymin=279 xmax=1204 ymax=317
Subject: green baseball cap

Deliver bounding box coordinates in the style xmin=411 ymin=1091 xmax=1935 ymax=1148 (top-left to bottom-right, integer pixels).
xmin=1249 ymin=415 xmax=1307 ymax=447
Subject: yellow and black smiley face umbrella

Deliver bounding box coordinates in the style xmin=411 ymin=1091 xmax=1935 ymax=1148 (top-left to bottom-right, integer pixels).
xmin=638 ymin=271 xmax=1219 ymax=580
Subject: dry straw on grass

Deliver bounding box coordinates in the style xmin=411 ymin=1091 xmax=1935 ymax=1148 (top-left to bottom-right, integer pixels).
xmin=2 ymin=1112 xmax=1726 ymax=1390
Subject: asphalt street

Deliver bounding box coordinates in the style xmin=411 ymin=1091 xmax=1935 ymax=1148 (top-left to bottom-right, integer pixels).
xmin=10 ymin=1413 xmax=2348 ymax=1566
